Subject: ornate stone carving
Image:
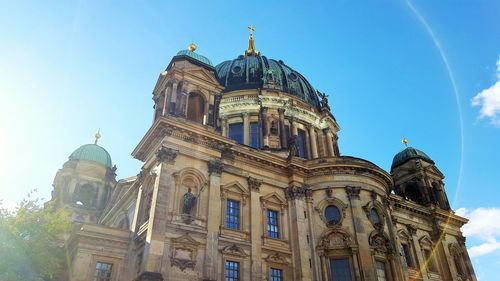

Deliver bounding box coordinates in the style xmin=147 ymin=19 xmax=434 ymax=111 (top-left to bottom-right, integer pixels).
xmin=285 ymin=185 xmax=312 ymax=200
xmin=170 ymin=234 xmax=200 ymax=271
xmin=407 ymin=224 xmax=418 ymax=236
xmin=207 ymin=159 xmax=223 ymax=175
xmin=317 ymin=229 xmax=352 ymax=250
xmin=247 ymin=176 xmax=263 ymax=192
xmin=220 ymin=244 xmax=248 ymax=258
xmin=265 ymin=252 xmax=289 ymax=265
xmin=220 ymin=146 xmax=234 ymax=161
xmin=326 ymin=188 xmax=333 ymax=198
xmin=369 ymin=231 xmax=393 ymax=254
xmin=156 ymin=145 xmax=177 ymax=164
xmin=346 ymin=186 xmax=361 ymax=200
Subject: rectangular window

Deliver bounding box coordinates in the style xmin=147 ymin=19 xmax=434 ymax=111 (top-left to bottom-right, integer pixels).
xmin=400 ymin=244 xmax=412 ymax=267
xmin=330 ymin=258 xmax=352 ymax=281
xmin=94 ymin=262 xmax=113 ymax=281
xmin=269 ymin=267 xmax=283 ymax=281
xmin=250 ymin=122 xmax=260 ymax=148
xmin=297 ymin=129 xmax=308 ymax=159
xmin=229 ymin=123 xmax=244 ymax=144
xmin=375 ymin=261 xmax=387 ymax=281
xmin=267 ymin=210 xmax=280 ymax=239
xmin=225 ymin=260 xmax=240 ymax=281
xmin=226 ymin=199 xmax=240 ymax=230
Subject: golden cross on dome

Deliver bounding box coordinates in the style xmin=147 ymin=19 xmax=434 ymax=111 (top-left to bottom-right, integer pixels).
xmin=402 ymin=137 xmax=408 ymax=147
xmin=95 ymin=129 xmax=101 ymax=144
xmin=248 ymin=25 xmax=254 ymax=37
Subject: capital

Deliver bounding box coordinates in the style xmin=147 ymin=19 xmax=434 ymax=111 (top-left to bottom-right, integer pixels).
xmin=208 ymin=159 xmax=224 ymax=175
xmin=156 ymin=145 xmax=177 ymax=164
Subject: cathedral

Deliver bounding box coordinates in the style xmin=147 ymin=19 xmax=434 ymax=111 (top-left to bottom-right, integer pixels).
xmin=51 ymin=28 xmax=476 ymax=281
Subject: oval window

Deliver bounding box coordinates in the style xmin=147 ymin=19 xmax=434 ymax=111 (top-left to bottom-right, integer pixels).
xmin=231 ymin=66 xmax=243 ymax=74
xmin=369 ymin=208 xmax=380 ymax=225
xmin=288 ymin=72 xmax=298 ymax=81
xmin=324 ymin=205 xmax=341 ymax=225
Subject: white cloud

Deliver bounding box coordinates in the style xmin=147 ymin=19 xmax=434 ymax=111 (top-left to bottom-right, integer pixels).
xmin=471 ymin=55 xmax=500 ymax=126
xmin=0 ymin=197 xmax=17 ymax=213
xmin=457 ymin=207 xmax=500 ymax=258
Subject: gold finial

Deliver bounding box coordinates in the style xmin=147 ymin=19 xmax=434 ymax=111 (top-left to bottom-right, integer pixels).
xmin=188 ymin=42 xmax=197 ymax=52
xmin=402 ymin=137 xmax=408 ymax=147
xmin=94 ymin=129 xmax=101 ymax=144
xmin=245 ymin=25 xmax=259 ymax=56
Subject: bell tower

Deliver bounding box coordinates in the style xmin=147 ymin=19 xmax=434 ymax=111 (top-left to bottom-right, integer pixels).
xmin=390 ymin=139 xmax=451 ymax=210
xmin=51 ymin=132 xmax=117 ymax=223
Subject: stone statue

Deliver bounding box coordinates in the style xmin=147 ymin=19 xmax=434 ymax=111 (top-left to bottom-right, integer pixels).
xmin=182 ymin=188 xmax=197 ymax=215
xmin=317 ymin=90 xmax=329 ymax=109
xmin=287 ymin=135 xmax=298 ymax=160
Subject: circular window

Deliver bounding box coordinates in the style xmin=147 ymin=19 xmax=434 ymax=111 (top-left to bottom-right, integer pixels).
xmin=288 ymin=72 xmax=298 ymax=81
xmin=369 ymin=208 xmax=380 ymax=225
xmin=324 ymin=205 xmax=341 ymax=225
xmin=231 ymin=66 xmax=243 ymax=74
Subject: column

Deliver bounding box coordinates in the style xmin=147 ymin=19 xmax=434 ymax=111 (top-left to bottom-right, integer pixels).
xmin=325 ymin=130 xmax=335 ymax=157
xmin=138 ymin=146 xmax=178 ymax=281
xmin=203 ymin=159 xmax=224 ymax=281
xmin=243 ymin=112 xmax=250 ymax=145
xmin=346 ymin=186 xmax=375 ymax=280
xmin=162 ymin=84 xmax=172 ymax=116
xmin=286 ymin=186 xmax=313 ymax=280
xmin=278 ymin=108 xmax=287 ymax=148
xmin=309 ymin=126 xmax=319 ymax=159
xmin=221 ymin=117 xmax=228 ymax=137
xmin=291 ymin=119 xmax=298 ymax=136
xmin=261 ymin=107 xmax=269 ymax=147
xmin=169 ymin=82 xmax=178 ymax=115
xmin=249 ymin=179 xmax=263 ymax=281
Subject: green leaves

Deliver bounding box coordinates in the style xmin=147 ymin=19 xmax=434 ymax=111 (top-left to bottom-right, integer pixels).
xmin=0 ymin=192 xmax=70 ymax=281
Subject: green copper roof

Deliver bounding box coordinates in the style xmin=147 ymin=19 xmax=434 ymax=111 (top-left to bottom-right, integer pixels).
xmin=176 ymin=50 xmax=213 ymax=67
xmin=391 ymin=147 xmax=434 ymax=169
xmin=69 ymin=144 xmax=112 ymax=168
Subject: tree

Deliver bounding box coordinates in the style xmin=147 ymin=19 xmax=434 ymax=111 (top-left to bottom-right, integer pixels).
xmin=0 ymin=192 xmax=70 ymax=281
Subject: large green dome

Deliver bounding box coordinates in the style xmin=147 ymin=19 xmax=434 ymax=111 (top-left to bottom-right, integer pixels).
xmin=215 ymin=55 xmax=320 ymax=108
xmin=69 ymin=144 xmax=112 ymax=168
xmin=391 ymin=147 xmax=434 ymax=170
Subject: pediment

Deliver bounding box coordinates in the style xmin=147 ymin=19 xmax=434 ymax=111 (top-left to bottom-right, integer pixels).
xmin=221 ymin=181 xmax=249 ymax=196
xmin=185 ymin=68 xmax=219 ymax=85
xmin=172 ymin=234 xmax=200 ymax=246
xmin=260 ymin=192 xmax=287 ymax=207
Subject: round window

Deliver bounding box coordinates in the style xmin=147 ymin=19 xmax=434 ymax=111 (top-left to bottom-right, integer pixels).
xmin=324 ymin=205 xmax=341 ymax=225
xmin=369 ymin=208 xmax=380 ymax=225
xmin=288 ymin=72 xmax=298 ymax=81
xmin=231 ymin=66 xmax=243 ymax=74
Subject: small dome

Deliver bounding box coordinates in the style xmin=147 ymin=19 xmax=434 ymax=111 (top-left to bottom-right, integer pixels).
xmin=175 ymin=49 xmax=213 ymax=67
xmin=391 ymin=147 xmax=434 ymax=169
xmin=69 ymin=144 xmax=112 ymax=168
xmin=215 ymin=55 xmax=320 ymax=108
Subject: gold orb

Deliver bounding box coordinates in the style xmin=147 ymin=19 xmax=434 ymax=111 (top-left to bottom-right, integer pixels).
xmin=188 ymin=43 xmax=197 ymax=52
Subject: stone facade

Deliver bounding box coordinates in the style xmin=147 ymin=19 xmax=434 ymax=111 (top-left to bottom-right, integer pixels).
xmin=51 ymin=38 xmax=476 ymax=281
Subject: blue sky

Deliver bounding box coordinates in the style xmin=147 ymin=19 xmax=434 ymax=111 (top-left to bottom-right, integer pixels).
xmin=0 ymin=0 xmax=499 ymax=279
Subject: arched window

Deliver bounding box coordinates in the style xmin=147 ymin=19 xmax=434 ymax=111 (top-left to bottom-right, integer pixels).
xmin=186 ymin=92 xmax=205 ymax=124
xmin=296 ymin=129 xmax=308 ymax=159
xmin=369 ymin=208 xmax=380 ymax=225
xmin=74 ymin=183 xmax=95 ymax=207
xmin=324 ymin=205 xmax=341 ymax=225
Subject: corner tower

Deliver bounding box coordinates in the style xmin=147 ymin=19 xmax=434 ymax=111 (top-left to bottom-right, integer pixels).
xmin=51 ymin=132 xmax=117 ymax=223
xmin=391 ymin=143 xmax=451 ymax=210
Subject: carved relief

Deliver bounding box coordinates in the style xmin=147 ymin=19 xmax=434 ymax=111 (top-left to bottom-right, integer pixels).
xmin=220 ymin=244 xmax=248 ymax=258
xmin=317 ymin=229 xmax=352 ymax=250
xmin=265 ymin=252 xmax=289 ymax=265
xmin=170 ymin=234 xmax=200 ymax=271
xmin=369 ymin=231 xmax=392 ymax=254
xmin=156 ymin=145 xmax=178 ymax=164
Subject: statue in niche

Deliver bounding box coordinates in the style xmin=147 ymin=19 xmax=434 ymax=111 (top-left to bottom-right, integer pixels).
xmin=182 ymin=187 xmax=197 ymax=215
xmin=287 ymin=135 xmax=298 ymax=161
